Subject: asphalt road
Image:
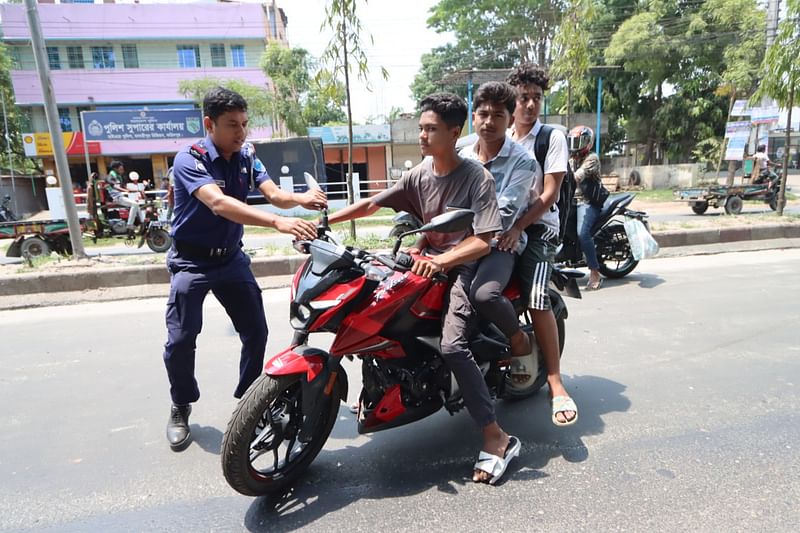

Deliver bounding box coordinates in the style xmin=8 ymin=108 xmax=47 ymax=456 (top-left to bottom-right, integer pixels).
xmin=1 ymin=249 xmax=799 ymax=532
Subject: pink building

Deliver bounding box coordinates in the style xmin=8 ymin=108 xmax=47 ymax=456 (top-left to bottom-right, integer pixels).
xmin=1 ymin=1 xmax=287 ymax=183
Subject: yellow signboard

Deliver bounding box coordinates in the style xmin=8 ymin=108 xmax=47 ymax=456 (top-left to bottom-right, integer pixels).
xmin=22 ymin=132 xmax=100 ymax=157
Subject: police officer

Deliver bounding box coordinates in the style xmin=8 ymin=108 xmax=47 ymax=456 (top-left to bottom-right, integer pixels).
xmin=164 ymin=87 xmax=326 ymax=451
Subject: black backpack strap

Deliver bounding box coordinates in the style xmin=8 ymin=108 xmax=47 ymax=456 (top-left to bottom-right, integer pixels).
xmin=534 ymin=125 xmax=554 ymax=172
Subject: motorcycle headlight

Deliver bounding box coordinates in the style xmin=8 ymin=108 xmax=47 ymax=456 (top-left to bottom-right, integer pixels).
xmin=290 ymin=304 xmax=312 ymax=329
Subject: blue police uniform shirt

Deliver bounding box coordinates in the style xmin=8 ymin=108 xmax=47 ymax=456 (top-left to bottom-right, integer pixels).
xmin=171 ymin=137 xmax=270 ymax=248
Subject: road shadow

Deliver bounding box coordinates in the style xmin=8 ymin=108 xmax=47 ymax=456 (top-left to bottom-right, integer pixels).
xmin=595 ymin=271 xmax=665 ymax=291
xmin=242 ymin=374 xmax=630 ymax=532
xmin=191 ymin=424 xmax=223 ymax=455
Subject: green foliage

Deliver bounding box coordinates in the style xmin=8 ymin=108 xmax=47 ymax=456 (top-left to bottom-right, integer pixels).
xmin=0 ymin=42 xmax=35 ymax=173
xmin=602 ymin=0 xmax=765 ymax=162
xmin=550 ymin=0 xmax=597 ymax=122
xmin=427 ymin=0 xmax=561 ymax=67
xmin=178 ymin=45 xmax=346 ymax=136
xmin=754 ymin=0 xmax=800 ymax=107
xmin=320 ymin=0 xmax=388 ymax=236
xmin=177 ymin=77 xmax=272 ymax=128
xmin=692 ymin=136 xmax=723 ymax=170
xmin=260 ymin=43 xmax=346 ymax=134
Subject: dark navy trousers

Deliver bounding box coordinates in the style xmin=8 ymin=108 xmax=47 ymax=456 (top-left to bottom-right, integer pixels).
xmin=163 ymin=248 xmax=268 ymax=405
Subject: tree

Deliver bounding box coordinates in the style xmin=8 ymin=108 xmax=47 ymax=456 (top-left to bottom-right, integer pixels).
xmin=178 ymin=77 xmax=272 ymax=129
xmin=410 ymin=43 xmax=508 ymax=104
xmin=302 ymin=69 xmax=347 ymax=127
xmin=427 ymin=0 xmax=562 ymax=67
xmin=0 ymin=42 xmax=34 ymax=174
xmin=754 ymin=0 xmax=800 ymax=215
xmin=321 ymin=0 xmax=388 ymax=239
xmin=261 ymin=43 xmax=346 ymax=135
xmin=550 ymin=0 xmax=597 ymax=130
xmin=604 ymin=0 xmax=765 ymax=164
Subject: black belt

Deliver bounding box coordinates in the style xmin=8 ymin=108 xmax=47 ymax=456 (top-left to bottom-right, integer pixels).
xmin=174 ymin=240 xmax=239 ymax=259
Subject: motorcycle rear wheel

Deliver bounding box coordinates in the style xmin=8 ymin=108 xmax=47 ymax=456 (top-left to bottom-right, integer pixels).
xmin=221 ymin=374 xmax=341 ymax=496
xmin=502 ymin=315 xmax=565 ymax=401
xmin=597 ymin=224 xmax=638 ymax=278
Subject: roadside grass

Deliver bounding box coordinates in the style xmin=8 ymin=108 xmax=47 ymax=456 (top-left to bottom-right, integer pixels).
xmin=649 ymin=211 xmax=800 ymax=232
xmin=626 ymin=189 xmax=676 ymax=202
xmin=242 ymin=207 xmax=396 ymax=235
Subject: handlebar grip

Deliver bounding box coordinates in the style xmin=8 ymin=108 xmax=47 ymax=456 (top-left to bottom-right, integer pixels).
xmin=433 ymin=272 xmax=448 ymax=283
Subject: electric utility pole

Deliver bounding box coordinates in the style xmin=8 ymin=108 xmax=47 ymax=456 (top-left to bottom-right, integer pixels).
xmin=24 ymin=0 xmax=86 ymax=258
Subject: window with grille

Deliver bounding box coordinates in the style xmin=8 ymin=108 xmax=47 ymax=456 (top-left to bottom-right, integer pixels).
xmin=91 ymin=46 xmax=116 ymax=69
xmin=67 ymin=46 xmax=84 ymax=69
xmin=230 ymin=45 xmax=246 ymax=67
xmin=122 ymin=45 xmax=139 ymax=68
xmin=9 ymin=47 xmax=23 ymax=69
xmin=177 ymin=45 xmax=201 ymax=68
xmin=47 ymin=47 xmax=61 ymax=70
xmin=210 ymin=44 xmax=226 ymax=67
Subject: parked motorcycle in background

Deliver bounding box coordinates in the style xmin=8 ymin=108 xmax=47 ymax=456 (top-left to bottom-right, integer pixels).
xmin=556 ymin=193 xmax=651 ymax=278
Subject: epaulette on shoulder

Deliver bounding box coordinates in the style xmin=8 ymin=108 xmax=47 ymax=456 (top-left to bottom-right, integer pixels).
xmin=188 ymin=143 xmax=208 ymax=161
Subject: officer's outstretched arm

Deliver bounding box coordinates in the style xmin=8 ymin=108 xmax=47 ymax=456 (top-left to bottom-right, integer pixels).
xmin=194 ymin=183 xmax=317 ymax=240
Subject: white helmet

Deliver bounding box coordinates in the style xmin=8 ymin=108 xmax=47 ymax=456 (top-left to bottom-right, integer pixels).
xmin=129 ymin=171 xmax=140 ymax=181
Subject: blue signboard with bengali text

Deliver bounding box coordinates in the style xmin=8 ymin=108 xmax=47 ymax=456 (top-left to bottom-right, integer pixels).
xmin=82 ymin=109 xmax=203 ymax=141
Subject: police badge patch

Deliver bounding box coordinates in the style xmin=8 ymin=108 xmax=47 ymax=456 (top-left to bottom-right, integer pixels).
xmin=195 ymin=160 xmax=207 ymax=173
xmin=253 ymin=158 xmax=266 ymax=172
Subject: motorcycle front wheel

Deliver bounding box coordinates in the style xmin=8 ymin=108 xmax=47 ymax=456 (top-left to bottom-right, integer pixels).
xmin=596 ymin=223 xmax=638 ymax=278
xmin=221 ymin=374 xmax=341 ymax=497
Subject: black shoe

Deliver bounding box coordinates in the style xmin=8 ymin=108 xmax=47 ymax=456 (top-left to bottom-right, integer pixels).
xmin=166 ymin=404 xmax=192 ymax=451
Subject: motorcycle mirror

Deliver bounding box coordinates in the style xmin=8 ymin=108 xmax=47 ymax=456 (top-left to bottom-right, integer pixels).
xmin=392 ymin=209 xmax=475 ymax=258
xmin=304 ymin=172 xmax=328 ymax=237
xmin=304 ymin=172 xmax=322 ymax=191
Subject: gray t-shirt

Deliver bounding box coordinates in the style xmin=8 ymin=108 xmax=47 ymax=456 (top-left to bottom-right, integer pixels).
xmin=373 ymin=157 xmax=502 ymax=255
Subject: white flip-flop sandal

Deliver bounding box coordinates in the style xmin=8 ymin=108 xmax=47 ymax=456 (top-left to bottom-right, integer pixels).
xmin=551 ymin=395 xmax=579 ymax=426
xmin=473 ymin=436 xmax=522 ymax=485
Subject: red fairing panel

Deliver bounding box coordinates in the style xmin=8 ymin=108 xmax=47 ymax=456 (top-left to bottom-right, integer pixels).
xmin=362 ymin=384 xmax=405 ymax=429
xmin=409 ymin=280 xmax=447 ymax=319
xmin=329 ymin=271 xmax=434 ymax=356
xmin=264 ymin=348 xmax=324 ymax=381
xmin=290 ymin=258 xmax=308 ymax=301
xmin=308 ymin=276 xmax=367 ymax=331
xmin=502 ymin=276 xmax=522 ymax=303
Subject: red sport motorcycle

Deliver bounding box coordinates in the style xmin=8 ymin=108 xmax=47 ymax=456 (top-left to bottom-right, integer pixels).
xmin=221 ymin=176 xmax=583 ymax=496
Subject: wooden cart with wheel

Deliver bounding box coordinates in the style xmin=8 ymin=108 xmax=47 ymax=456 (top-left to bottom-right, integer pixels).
xmin=674 ymin=182 xmax=780 ymax=215
xmin=1 ymin=218 xmax=88 ymax=258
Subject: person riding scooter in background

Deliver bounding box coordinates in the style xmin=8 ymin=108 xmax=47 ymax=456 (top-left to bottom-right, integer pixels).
xmin=105 ymin=161 xmax=143 ymax=235
xmin=568 ymin=125 xmax=607 ymax=290
xmin=752 ymin=144 xmax=780 ymax=184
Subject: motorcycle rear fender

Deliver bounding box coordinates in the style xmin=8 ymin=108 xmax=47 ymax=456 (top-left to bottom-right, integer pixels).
xmin=549 ymin=288 xmax=569 ymax=320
